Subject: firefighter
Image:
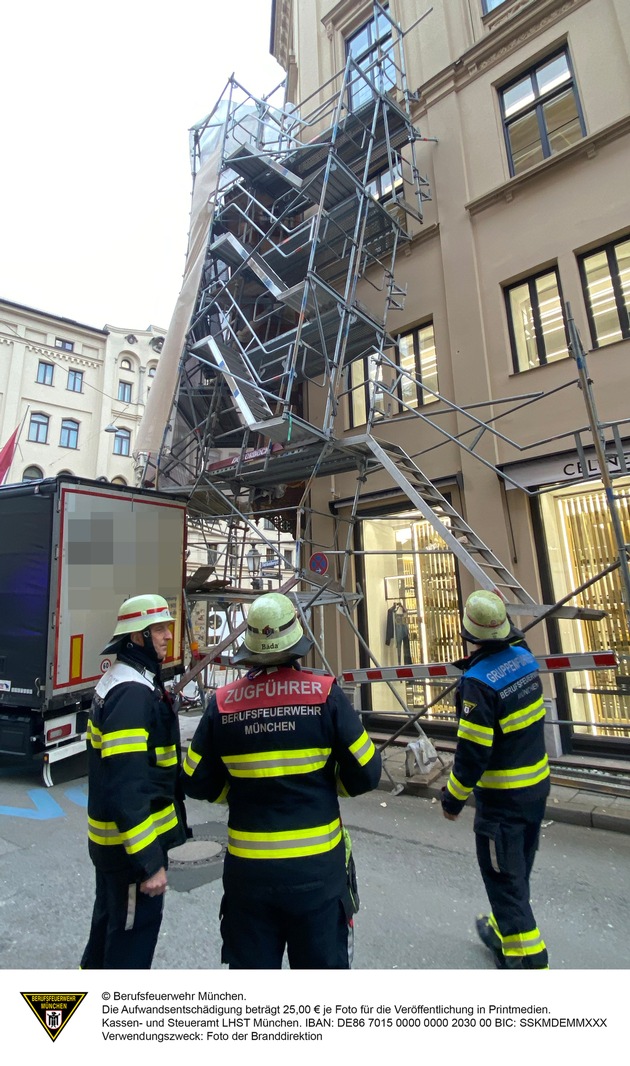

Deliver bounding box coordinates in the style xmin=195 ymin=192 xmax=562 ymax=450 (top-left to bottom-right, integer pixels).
xmin=182 ymin=591 xmax=382 ymax=969
xmin=441 ymin=590 xmax=550 ymax=969
xmin=80 ymin=594 xmax=188 ymax=969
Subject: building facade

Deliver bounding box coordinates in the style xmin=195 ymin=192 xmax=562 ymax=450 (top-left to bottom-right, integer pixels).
xmin=0 ymin=298 xmax=166 ymax=486
xmin=270 ymin=0 xmax=630 ymax=754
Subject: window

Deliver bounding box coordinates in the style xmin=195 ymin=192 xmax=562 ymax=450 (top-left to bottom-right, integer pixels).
xmin=67 ymin=369 xmax=84 ymax=392
xmin=345 ymin=5 xmax=396 ymax=108
xmin=500 ymin=50 xmax=585 ymax=176
xmin=118 ymin=380 xmax=132 ymax=403
xmin=120 ymin=358 xmax=132 ymax=370
xmin=397 ymin=324 xmax=439 ymax=409
xmin=27 ymin=413 xmax=49 ymax=444
xmin=366 ymin=160 xmax=403 ymax=202
xmin=147 ymin=365 xmax=157 ymax=377
xmin=36 ymin=361 xmax=54 ymax=386
xmin=505 ymin=268 xmax=569 ymax=371
xmin=113 ymin=427 xmax=131 ymax=456
xmin=60 ymin=418 xmax=79 ymax=449
xmin=348 ymin=353 xmax=386 ymax=427
xmin=579 ymin=235 xmax=630 ymax=348
xmin=22 ymin=465 xmax=43 ymax=481
xmin=482 ymin=0 xmax=507 ymax=12
xmin=55 ymin=337 xmax=74 ymax=352
xmin=283 ymin=549 xmax=293 ymax=569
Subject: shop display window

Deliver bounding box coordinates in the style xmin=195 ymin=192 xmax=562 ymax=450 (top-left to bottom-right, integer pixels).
xmin=361 ymin=511 xmax=463 ymax=719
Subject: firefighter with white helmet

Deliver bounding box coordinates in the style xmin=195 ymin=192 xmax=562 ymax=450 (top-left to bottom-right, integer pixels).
xmin=182 ymin=591 xmax=382 ymax=969
xmin=80 ymin=594 xmax=188 ymax=969
xmin=441 ymin=590 xmax=550 ymax=969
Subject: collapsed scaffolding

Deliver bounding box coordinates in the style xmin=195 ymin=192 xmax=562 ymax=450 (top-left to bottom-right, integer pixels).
xmin=135 ymin=3 xmax=629 ymax=782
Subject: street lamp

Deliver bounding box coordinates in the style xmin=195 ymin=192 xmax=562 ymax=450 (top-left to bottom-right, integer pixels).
xmin=246 ymin=545 xmax=263 ymax=590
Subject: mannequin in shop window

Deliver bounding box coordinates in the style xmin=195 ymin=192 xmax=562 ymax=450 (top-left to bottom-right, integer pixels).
xmin=385 ymin=602 xmax=414 ymax=665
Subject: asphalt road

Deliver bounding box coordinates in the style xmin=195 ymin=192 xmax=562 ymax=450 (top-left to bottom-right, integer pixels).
xmin=1 ymin=752 xmax=629 ymax=971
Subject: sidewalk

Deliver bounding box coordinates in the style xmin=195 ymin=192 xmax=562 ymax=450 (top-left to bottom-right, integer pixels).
xmin=378 ymin=745 xmax=630 ymax=836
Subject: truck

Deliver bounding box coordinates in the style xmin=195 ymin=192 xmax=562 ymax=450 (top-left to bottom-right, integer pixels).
xmin=0 ymin=475 xmax=187 ymax=784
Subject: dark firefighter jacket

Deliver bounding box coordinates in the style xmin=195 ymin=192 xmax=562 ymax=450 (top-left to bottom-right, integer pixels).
xmin=181 ymin=664 xmax=382 ymax=902
xmin=86 ymin=651 xmax=187 ymax=880
xmin=442 ymin=640 xmax=550 ymax=818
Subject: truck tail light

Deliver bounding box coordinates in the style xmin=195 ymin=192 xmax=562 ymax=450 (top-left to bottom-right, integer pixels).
xmin=47 ymin=723 xmax=73 ymax=742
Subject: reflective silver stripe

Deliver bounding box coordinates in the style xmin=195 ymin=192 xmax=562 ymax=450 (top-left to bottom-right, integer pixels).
xmin=125 ymin=884 xmax=136 ymax=931
xmin=478 ymin=756 xmax=549 ymax=789
xmin=101 ymin=732 xmax=148 ymax=755
xmin=182 ymin=747 xmax=201 ymax=777
xmin=457 ymin=720 xmax=493 ymax=746
xmin=222 ymin=749 xmax=330 ymax=776
xmin=500 ymin=699 xmax=545 ymax=734
xmin=155 ymin=745 xmax=178 ymax=767
xmin=228 ymin=820 xmax=341 ymax=858
xmin=349 ymin=731 xmax=375 ymax=766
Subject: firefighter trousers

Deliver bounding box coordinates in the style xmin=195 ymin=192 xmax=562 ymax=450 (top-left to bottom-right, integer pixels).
xmin=474 ymin=802 xmax=549 ymax=969
xmin=80 ymin=868 xmax=165 ymax=969
xmin=220 ymin=891 xmax=350 ymax=969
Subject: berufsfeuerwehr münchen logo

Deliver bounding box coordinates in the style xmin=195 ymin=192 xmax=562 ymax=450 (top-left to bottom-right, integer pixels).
xmin=21 ymin=992 xmax=87 ymax=1041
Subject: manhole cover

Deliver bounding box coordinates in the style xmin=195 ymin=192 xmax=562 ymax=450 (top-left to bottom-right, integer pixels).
xmin=169 ymin=840 xmax=222 ymax=864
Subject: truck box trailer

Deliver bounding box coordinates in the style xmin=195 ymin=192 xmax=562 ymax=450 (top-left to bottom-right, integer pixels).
xmin=0 ymin=475 xmax=187 ymax=784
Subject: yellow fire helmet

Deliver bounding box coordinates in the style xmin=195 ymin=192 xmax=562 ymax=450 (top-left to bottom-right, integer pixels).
xmin=462 ymin=590 xmax=511 ymax=643
xmin=232 ymin=592 xmax=312 ymax=665
xmin=102 ymin=593 xmax=174 ymax=654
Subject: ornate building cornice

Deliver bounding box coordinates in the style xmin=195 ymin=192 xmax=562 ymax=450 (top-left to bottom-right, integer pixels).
xmin=414 ymin=0 xmax=592 ymax=112
xmin=271 ymin=0 xmax=293 ymax=71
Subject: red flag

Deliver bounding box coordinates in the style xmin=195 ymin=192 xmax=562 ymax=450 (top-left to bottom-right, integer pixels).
xmin=0 ymin=424 xmax=20 ymax=485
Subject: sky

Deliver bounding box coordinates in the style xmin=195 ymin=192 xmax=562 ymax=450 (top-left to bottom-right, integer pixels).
xmin=0 ymin=0 xmax=285 ymax=331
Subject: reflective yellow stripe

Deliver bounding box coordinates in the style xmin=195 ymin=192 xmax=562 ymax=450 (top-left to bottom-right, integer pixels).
xmin=457 ymin=719 xmax=494 ymax=747
xmin=155 ymin=745 xmax=178 ymax=768
xmin=87 ymin=803 xmax=177 ymax=853
xmin=86 ymin=720 xmax=102 ymax=749
xmin=182 ymin=746 xmax=202 ymax=777
xmin=227 ymin=818 xmax=342 ymax=859
xmin=101 ymin=728 xmax=149 ymax=757
xmin=500 ymin=697 xmax=545 ymax=734
xmin=478 ymin=754 xmax=549 ymax=790
xmin=336 ymin=776 xmax=350 ymax=798
xmin=349 ymin=730 xmax=376 ymax=766
xmin=446 ymin=772 xmax=472 ymax=802
xmin=222 ymin=747 xmax=331 ymax=778
xmin=502 ymin=927 xmax=547 ymax=957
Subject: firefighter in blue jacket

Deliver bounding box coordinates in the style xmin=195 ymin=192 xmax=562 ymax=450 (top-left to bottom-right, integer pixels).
xmin=182 ymin=591 xmax=382 ymax=969
xmin=441 ymin=590 xmax=550 ymax=969
xmin=80 ymin=594 xmax=188 ymax=969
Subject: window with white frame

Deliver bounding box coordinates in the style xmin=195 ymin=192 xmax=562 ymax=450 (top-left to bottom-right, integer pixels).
xmin=500 ymin=49 xmax=585 ymax=176
xmin=505 ymin=268 xmax=569 ymax=372
xmin=27 ymin=412 xmax=49 ymax=444
xmin=397 ymin=323 xmax=439 ymax=409
xmin=579 ymin=234 xmax=630 ymax=348
xmin=67 ymin=368 xmax=83 ymax=392
xmin=60 ymin=418 xmax=79 ymax=449
xmin=113 ymin=427 xmax=131 ymax=456
xmin=345 ymin=4 xmax=396 ymax=109
xmin=36 ymin=361 xmax=54 ymax=386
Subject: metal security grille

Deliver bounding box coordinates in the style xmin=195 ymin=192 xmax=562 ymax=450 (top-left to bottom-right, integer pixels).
xmin=557 ymin=483 xmax=630 ymax=736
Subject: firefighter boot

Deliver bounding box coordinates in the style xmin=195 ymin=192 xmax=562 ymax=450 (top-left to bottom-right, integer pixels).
xmin=475 ymin=915 xmax=506 ymax=969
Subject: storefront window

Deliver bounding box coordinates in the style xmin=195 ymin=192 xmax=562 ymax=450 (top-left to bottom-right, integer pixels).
xmin=361 ymin=511 xmax=463 ymax=719
xmin=539 ymin=478 xmax=630 ymax=739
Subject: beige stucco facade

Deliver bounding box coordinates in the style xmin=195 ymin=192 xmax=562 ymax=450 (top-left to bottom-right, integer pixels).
xmin=271 ymin=0 xmax=630 ymax=750
xmin=0 ymin=299 xmax=166 ymax=486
